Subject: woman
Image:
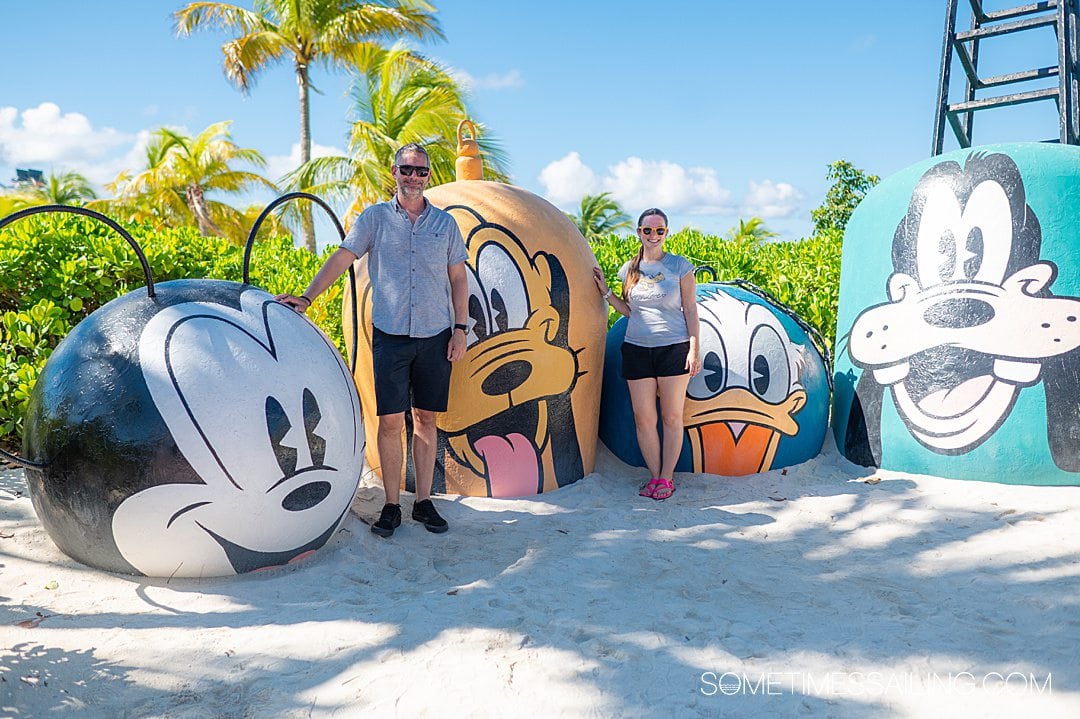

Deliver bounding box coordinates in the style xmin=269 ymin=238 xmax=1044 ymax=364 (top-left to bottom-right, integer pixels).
xmin=593 ymin=208 xmax=701 ymax=499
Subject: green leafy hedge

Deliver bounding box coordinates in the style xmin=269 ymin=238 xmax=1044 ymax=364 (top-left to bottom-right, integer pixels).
xmin=0 ymin=216 xmax=844 ymax=444
xmin=0 ymin=215 xmax=344 ymax=441
xmin=591 ymin=228 xmax=842 ymax=348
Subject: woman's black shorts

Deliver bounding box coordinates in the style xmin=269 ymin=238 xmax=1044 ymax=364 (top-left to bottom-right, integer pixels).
xmin=621 ymin=341 xmax=690 ymax=380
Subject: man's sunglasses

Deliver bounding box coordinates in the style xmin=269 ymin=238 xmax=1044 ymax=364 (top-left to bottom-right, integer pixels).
xmin=396 ymin=164 xmax=430 ymax=177
xmin=639 ymin=227 xmax=668 ymax=236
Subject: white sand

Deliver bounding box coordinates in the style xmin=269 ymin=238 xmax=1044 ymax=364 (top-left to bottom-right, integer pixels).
xmin=3 ymin=438 xmax=1079 ymax=718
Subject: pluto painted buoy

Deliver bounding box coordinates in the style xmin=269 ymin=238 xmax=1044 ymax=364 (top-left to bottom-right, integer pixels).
xmin=343 ymin=181 xmax=608 ymax=498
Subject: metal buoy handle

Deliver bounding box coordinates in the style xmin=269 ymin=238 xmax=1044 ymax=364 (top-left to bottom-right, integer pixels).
xmin=242 ymin=192 xmax=345 ymax=285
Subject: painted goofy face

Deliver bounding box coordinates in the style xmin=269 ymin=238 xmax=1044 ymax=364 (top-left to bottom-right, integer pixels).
xmin=684 ymin=289 xmax=808 ymax=475
xmin=113 ymin=290 xmax=364 ymax=576
xmin=847 ymin=152 xmax=1080 ymax=454
xmin=438 ymin=221 xmax=582 ymax=497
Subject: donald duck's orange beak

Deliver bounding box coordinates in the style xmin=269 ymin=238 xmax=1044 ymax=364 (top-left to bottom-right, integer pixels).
xmin=685 ymin=388 xmax=806 ymax=476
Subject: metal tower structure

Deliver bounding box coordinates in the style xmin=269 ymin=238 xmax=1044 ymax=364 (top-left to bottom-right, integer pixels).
xmin=932 ymin=0 xmax=1080 ymax=154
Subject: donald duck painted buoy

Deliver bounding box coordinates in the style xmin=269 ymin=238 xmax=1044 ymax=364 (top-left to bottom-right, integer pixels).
xmin=600 ymin=277 xmax=830 ymax=475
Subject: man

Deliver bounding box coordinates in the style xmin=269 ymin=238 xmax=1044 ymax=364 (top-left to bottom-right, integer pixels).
xmin=277 ymin=143 xmax=469 ymax=538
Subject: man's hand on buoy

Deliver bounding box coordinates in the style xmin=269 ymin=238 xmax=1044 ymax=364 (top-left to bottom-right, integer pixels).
xmin=275 ymin=293 xmax=312 ymax=313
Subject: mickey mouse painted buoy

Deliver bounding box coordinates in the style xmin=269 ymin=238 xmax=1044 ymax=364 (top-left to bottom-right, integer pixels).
xmin=599 ymin=276 xmax=831 ymax=475
xmin=342 ymin=124 xmax=608 ymax=497
xmin=833 ymin=143 xmax=1080 ymax=485
xmin=2 ymin=199 xmax=364 ymax=577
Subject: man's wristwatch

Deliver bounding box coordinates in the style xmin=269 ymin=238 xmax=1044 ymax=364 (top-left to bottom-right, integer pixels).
xmin=454 ymin=323 xmax=468 ymax=333
xmin=603 ymin=289 xmax=613 ymax=299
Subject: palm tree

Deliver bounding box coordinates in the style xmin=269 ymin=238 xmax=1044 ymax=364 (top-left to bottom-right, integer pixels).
xmin=726 ymin=217 xmax=778 ymax=245
xmin=32 ymin=170 xmax=98 ymax=206
xmin=175 ymin=0 xmax=443 ymax=252
xmin=568 ymin=192 xmax=631 ymax=241
xmin=286 ymin=42 xmax=510 ymax=218
xmin=96 ymin=121 xmax=277 ymax=243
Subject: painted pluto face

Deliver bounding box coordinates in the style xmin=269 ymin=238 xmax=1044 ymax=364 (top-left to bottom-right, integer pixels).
xmin=685 ymin=288 xmax=809 ymax=475
xmin=115 ymin=288 xmax=364 ymax=576
xmin=438 ymin=209 xmax=583 ymax=497
xmin=841 ymin=150 xmax=1080 ymax=474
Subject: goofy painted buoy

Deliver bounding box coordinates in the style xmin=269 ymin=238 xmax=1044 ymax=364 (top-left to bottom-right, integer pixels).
xmin=599 ymin=278 xmax=830 ymax=475
xmin=343 ymin=121 xmax=608 ymax=497
xmin=833 ymin=143 xmax=1080 ymax=485
xmin=3 ymin=200 xmax=364 ymax=577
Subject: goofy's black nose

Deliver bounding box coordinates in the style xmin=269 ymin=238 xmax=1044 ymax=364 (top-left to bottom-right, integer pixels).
xmin=482 ymin=360 xmax=532 ymax=395
xmin=923 ymin=297 xmax=995 ymax=329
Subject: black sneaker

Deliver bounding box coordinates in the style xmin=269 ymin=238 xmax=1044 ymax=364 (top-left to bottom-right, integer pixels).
xmin=411 ymin=499 xmax=448 ymax=534
xmin=371 ymin=503 xmax=401 ymax=537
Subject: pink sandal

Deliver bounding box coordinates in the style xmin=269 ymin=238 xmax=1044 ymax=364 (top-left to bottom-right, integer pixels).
xmin=650 ymin=478 xmax=675 ymax=500
xmin=639 ymin=478 xmax=662 ymax=497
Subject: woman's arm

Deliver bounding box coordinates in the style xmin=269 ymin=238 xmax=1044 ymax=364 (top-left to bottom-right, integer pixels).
xmin=680 ymin=272 xmax=701 ymax=376
xmin=593 ymin=266 xmax=631 ymax=317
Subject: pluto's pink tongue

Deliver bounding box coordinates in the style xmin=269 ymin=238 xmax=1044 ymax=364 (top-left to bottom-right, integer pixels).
xmin=474 ymin=432 xmax=539 ymax=497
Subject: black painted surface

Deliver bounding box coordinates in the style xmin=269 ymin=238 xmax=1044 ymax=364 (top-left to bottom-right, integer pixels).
xmin=21 ymin=280 xmax=293 ymax=574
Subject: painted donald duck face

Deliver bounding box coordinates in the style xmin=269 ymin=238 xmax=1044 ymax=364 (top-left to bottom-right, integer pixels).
xmin=685 ymin=288 xmax=808 ymax=475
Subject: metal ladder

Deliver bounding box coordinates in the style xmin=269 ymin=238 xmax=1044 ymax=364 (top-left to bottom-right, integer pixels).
xmin=932 ymin=0 xmax=1080 ymax=154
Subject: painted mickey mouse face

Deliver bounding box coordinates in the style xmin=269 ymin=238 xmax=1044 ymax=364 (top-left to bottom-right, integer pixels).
xmin=111 ymin=289 xmax=364 ymax=577
xmin=847 ymin=152 xmax=1080 ymax=453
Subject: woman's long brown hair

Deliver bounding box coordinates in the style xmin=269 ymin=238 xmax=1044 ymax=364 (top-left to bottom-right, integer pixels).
xmin=621 ymin=207 xmax=668 ymax=301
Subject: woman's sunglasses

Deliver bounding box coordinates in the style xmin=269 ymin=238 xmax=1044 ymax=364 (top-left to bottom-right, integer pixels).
xmin=396 ymin=164 xmax=431 ymax=177
xmin=639 ymin=227 xmax=668 ymax=237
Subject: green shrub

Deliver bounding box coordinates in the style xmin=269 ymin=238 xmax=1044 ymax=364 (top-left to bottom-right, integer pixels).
xmin=0 ymin=214 xmax=344 ymax=442
xmin=0 ymin=214 xmax=844 ymax=444
xmin=591 ymin=227 xmax=843 ymax=349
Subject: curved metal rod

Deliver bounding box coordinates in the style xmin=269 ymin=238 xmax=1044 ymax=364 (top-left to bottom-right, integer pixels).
xmin=0 ymin=447 xmax=45 ymax=469
xmin=694 ymin=264 xmax=718 ymax=282
xmin=346 ymin=264 xmax=359 ymax=375
xmin=242 ymin=192 xmax=346 ymax=284
xmin=0 ymin=205 xmax=156 ymax=469
xmin=0 ymin=204 xmax=156 ymax=298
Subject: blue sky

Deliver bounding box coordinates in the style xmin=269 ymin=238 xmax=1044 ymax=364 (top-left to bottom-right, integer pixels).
xmin=0 ymin=1 xmax=1066 ymax=246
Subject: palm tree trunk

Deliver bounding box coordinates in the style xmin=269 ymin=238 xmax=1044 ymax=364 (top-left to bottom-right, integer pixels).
xmin=185 ymin=184 xmax=223 ymax=238
xmin=297 ymin=60 xmax=317 ymax=253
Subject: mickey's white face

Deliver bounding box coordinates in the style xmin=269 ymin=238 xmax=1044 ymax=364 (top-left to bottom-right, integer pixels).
xmin=113 ymin=289 xmax=364 ymax=577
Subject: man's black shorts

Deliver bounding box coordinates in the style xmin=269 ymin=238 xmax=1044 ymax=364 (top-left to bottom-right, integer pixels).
xmin=372 ymin=327 xmax=453 ymax=415
xmin=621 ymin=341 xmax=691 ymax=380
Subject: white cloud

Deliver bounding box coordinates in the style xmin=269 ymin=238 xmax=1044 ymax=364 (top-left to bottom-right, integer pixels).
xmin=539 ymin=153 xmax=735 ymax=216
xmin=265 ymin=141 xmax=346 ymax=184
xmin=0 ymin=102 xmax=135 ymax=185
xmin=538 ymin=151 xmax=598 ymax=206
xmin=741 ymin=179 xmax=804 ymax=218
xmin=602 ymin=157 xmax=735 ymax=216
xmin=449 ymin=68 xmax=524 ymax=91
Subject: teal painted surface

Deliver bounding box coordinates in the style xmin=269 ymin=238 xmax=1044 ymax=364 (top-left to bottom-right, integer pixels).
xmin=833 ymin=143 xmax=1080 ymax=485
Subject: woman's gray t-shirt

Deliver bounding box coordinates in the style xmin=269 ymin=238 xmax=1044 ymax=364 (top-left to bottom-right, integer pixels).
xmin=618 ymin=253 xmax=695 ymax=347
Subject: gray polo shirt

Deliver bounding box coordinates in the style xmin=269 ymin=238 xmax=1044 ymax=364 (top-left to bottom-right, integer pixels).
xmin=342 ymin=197 xmax=468 ymax=338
